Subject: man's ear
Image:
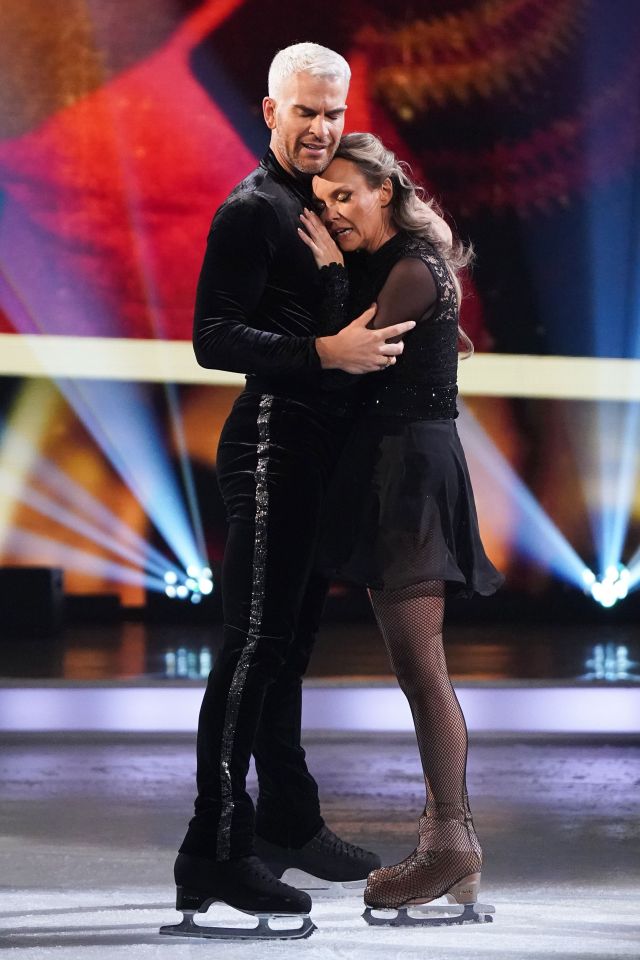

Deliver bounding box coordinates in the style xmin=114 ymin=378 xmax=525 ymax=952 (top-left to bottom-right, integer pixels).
xmin=380 ymin=176 xmax=394 ymax=208
xmin=263 ymin=97 xmax=277 ymax=130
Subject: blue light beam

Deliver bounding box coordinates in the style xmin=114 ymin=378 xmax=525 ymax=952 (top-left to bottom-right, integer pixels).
xmin=1 ymin=426 xmax=181 ymax=579
xmin=5 ymin=528 xmax=167 ymax=592
xmin=585 ymin=162 xmax=640 ymax=574
xmin=458 ymin=402 xmax=588 ymax=588
xmin=0 ymin=467 xmax=178 ymax=581
xmin=56 ymin=377 xmax=203 ymax=573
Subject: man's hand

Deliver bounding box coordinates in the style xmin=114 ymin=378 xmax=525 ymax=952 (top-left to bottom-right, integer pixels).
xmin=315 ymin=306 xmax=415 ymax=374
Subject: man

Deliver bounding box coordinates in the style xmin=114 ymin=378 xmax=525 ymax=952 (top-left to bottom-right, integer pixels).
xmin=170 ymin=42 xmax=415 ymax=934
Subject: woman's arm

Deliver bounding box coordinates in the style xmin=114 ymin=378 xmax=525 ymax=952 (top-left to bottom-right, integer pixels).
xmin=371 ymin=257 xmax=438 ymax=331
xmin=298 ymin=206 xmax=351 ymax=337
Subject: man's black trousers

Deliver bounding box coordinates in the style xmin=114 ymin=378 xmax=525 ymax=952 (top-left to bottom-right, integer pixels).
xmin=180 ymin=390 xmax=351 ymax=861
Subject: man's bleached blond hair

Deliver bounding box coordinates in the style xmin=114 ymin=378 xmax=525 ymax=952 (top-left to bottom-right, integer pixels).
xmin=268 ymin=42 xmax=350 ymax=99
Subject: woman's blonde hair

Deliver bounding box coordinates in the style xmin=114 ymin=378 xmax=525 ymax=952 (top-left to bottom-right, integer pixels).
xmin=335 ymin=132 xmax=474 ymax=356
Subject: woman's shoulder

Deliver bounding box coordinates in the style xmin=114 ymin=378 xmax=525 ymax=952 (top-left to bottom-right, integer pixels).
xmin=394 ymin=232 xmax=440 ymax=263
xmin=391 ymin=234 xmax=458 ymax=310
xmin=392 ymin=234 xmax=449 ymax=282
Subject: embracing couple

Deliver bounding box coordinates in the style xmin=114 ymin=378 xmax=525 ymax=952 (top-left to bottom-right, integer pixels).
xmin=162 ymin=41 xmax=502 ymax=941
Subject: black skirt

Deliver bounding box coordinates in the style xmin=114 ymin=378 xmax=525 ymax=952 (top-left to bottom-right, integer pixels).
xmin=317 ymin=417 xmax=504 ymax=597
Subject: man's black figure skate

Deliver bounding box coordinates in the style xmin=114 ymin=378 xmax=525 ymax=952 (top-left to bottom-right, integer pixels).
xmin=255 ymin=824 xmax=381 ymax=898
xmin=159 ymin=853 xmax=315 ymax=940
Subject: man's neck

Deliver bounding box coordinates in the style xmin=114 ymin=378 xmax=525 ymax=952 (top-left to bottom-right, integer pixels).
xmin=269 ymin=143 xmax=311 ymax=182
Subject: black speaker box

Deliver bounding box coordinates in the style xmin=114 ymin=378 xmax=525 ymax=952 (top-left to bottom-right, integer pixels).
xmin=0 ymin=567 xmax=65 ymax=638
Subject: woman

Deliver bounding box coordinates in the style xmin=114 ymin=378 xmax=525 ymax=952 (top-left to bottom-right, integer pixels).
xmin=298 ymin=133 xmax=503 ymax=915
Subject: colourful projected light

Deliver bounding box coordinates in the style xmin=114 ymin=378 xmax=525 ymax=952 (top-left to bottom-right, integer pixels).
xmin=56 ymin=377 xmax=206 ymax=575
xmin=584 ymin=164 xmax=640 ymax=578
xmin=0 ymin=278 xmax=209 ymax=587
xmin=6 ymin=528 xmax=167 ymax=592
xmin=0 ymin=467 xmax=179 ymax=582
xmin=10 ymin=430 xmax=182 ymax=580
xmin=458 ymin=403 xmax=588 ymax=588
xmin=0 ymin=99 xmax=210 ymax=584
xmin=625 ymin=548 xmax=640 ymax=592
xmin=164 ymin=381 xmax=208 ymax=565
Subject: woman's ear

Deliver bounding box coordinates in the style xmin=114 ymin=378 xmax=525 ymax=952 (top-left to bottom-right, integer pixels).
xmin=380 ymin=176 xmax=394 ymax=208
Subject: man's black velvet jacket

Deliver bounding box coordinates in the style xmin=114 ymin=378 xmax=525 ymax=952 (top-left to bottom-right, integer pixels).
xmin=193 ymin=149 xmax=330 ymax=397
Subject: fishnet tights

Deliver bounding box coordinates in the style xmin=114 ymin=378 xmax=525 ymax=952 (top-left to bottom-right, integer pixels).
xmin=365 ymin=580 xmax=482 ymax=909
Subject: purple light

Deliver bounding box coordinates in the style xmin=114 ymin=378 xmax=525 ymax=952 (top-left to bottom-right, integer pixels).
xmin=0 ymin=684 xmax=637 ymax=734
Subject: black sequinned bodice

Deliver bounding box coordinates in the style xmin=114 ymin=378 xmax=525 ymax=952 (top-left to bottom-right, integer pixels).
xmin=347 ymin=232 xmax=459 ymax=419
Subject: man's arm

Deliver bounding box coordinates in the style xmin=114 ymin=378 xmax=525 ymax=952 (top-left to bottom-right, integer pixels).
xmin=193 ymin=196 xmax=416 ymax=377
xmin=193 ymin=195 xmax=321 ymax=377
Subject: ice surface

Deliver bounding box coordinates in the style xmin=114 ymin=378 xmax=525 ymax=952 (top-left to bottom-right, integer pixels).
xmin=2 ymin=885 xmax=639 ymax=958
xmin=1 ymin=733 xmax=639 ymax=958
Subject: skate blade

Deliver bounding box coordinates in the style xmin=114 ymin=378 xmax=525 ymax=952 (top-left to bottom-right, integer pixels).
xmin=159 ymin=910 xmax=316 ymax=940
xmin=280 ymin=867 xmax=366 ymax=899
xmin=363 ymin=901 xmax=495 ymax=927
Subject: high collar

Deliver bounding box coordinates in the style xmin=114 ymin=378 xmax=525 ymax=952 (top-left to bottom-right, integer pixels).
xmin=260 ymin=149 xmax=314 ymax=206
xmin=348 ymin=230 xmax=409 ymax=275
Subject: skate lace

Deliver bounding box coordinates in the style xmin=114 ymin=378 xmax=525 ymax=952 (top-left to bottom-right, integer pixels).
xmin=244 ymin=856 xmax=289 ymax=890
xmin=316 ymin=826 xmax=367 ymax=859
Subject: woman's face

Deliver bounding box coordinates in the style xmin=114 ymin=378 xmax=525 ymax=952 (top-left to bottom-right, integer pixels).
xmin=312 ymin=158 xmax=394 ymax=253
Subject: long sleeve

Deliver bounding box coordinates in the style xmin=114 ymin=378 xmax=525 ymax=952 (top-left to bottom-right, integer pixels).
xmin=372 ymin=257 xmax=438 ymax=330
xmin=315 ymin=262 xmax=349 ymax=335
xmin=192 ymin=195 xmax=321 ymax=378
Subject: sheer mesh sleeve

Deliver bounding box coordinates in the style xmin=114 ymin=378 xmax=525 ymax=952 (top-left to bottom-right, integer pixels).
xmin=372 ymin=257 xmax=438 ymax=330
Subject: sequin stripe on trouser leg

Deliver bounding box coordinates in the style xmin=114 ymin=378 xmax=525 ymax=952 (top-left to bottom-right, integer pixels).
xmin=216 ymin=394 xmax=273 ymax=860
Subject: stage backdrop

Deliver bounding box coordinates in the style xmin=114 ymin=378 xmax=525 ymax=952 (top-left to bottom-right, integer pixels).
xmin=0 ymin=0 xmax=639 ymax=605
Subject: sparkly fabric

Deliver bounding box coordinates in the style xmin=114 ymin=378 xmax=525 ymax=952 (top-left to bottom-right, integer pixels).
xmin=347 ymin=232 xmax=459 ymax=421
xmin=216 ymin=394 xmax=273 ymax=859
xmin=193 ymin=151 xmax=321 ymax=381
xmin=317 ymin=262 xmax=349 ymax=332
xmin=364 ymin=581 xmax=482 ymax=909
xmin=192 ymin=150 xmax=354 ymax=415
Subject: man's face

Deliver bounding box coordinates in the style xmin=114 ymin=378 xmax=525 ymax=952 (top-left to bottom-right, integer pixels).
xmin=263 ymin=71 xmax=348 ymax=176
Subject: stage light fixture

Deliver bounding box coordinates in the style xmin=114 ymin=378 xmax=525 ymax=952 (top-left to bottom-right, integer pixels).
xmin=586 ymin=564 xmax=631 ymax=608
xmin=162 ymin=564 xmax=214 ymax=602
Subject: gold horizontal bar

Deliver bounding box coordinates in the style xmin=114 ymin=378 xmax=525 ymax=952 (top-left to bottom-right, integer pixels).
xmin=1 ymin=333 xmax=639 ymax=401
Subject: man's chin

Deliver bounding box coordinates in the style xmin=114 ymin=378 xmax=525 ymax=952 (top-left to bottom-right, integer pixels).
xmin=292 ymin=157 xmax=329 ymax=175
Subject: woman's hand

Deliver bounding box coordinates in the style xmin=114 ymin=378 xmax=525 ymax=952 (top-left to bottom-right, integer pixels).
xmin=298 ymin=207 xmax=344 ymax=269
